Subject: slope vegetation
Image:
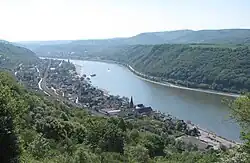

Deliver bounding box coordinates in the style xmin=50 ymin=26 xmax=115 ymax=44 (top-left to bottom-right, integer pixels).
xmin=0 ymin=71 xmax=221 ymax=163
xmin=92 ymin=44 xmax=250 ymax=93
xmin=0 ymin=42 xmax=38 ymax=69
xmin=61 ymin=29 xmax=250 ymax=45
xmin=31 ymin=42 xmax=250 ymax=93
xmin=21 ymin=29 xmax=250 ymax=51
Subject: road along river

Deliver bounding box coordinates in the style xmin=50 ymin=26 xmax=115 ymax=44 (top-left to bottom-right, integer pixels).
xmin=68 ymin=59 xmax=241 ymax=142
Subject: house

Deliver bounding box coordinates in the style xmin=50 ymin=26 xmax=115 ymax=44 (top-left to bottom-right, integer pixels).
xmin=135 ymin=106 xmax=153 ymax=114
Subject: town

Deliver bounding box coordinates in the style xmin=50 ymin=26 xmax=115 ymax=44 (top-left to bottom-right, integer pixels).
xmin=14 ymin=58 xmax=238 ymax=151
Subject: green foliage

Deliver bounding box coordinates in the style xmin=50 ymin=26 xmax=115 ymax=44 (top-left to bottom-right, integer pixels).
xmin=0 ymin=71 xmax=27 ymax=162
xmin=219 ymin=146 xmax=250 ymax=163
xmin=218 ymin=94 xmax=250 ymax=163
xmin=31 ymin=35 xmax=250 ymax=94
xmin=27 ymin=133 xmax=51 ymax=159
xmin=100 ymin=152 xmax=128 ymax=163
xmin=154 ymin=151 xmax=219 ymax=163
xmin=30 ymin=29 xmax=250 ymax=51
xmin=0 ymin=70 xmax=249 ymax=162
xmin=91 ymin=44 xmax=250 ymax=93
xmin=0 ymin=42 xmax=38 ymax=69
xmin=37 ymin=43 xmax=250 ymax=93
xmin=74 ymin=145 xmax=100 ymax=163
xmin=98 ymin=123 xmax=124 ymax=153
xmin=125 ymin=145 xmax=150 ymax=163
xmin=142 ymin=133 xmax=165 ymax=157
xmin=128 ymin=129 xmax=140 ymax=144
xmin=230 ymin=94 xmax=250 ymax=153
xmin=230 ymin=94 xmax=250 ymax=127
xmin=85 ymin=117 xmax=125 ymax=153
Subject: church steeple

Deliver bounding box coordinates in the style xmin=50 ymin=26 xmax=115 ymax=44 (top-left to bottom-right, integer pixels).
xmin=129 ymin=96 xmax=134 ymax=108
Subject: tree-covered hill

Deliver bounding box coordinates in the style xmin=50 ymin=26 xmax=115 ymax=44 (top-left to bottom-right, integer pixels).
xmin=75 ymin=44 xmax=250 ymax=94
xmin=31 ymin=42 xmax=250 ymax=93
xmin=164 ymin=29 xmax=250 ymax=44
xmin=0 ymin=41 xmax=38 ymax=69
xmin=0 ymin=70 xmax=249 ymax=162
xmin=0 ymin=71 xmax=218 ymax=163
xmin=21 ymin=29 xmax=250 ymax=50
xmin=121 ymin=29 xmax=250 ymax=45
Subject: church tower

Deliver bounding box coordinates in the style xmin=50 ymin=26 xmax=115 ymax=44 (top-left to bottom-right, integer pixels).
xmin=129 ymin=96 xmax=134 ymax=108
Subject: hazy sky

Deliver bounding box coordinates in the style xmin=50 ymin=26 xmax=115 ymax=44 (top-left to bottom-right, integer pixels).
xmin=0 ymin=0 xmax=250 ymax=41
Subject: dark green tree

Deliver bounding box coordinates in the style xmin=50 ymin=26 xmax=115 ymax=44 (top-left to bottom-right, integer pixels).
xmin=230 ymin=94 xmax=250 ymax=153
xmin=143 ymin=133 xmax=165 ymax=157
xmin=0 ymin=79 xmax=20 ymax=162
xmin=125 ymin=145 xmax=150 ymax=163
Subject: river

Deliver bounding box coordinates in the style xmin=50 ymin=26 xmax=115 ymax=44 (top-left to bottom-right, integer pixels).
xmin=70 ymin=59 xmax=241 ymax=141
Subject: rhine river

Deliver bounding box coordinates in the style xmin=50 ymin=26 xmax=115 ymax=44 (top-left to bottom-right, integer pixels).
xmin=70 ymin=59 xmax=241 ymax=141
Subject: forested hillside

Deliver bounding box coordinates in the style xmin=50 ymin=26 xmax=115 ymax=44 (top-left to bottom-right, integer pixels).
xmin=0 ymin=42 xmax=38 ymax=69
xmin=0 ymin=71 xmax=219 ymax=163
xmin=0 ymin=41 xmax=249 ymax=162
xmin=32 ymin=42 xmax=250 ymax=93
xmin=122 ymin=29 xmax=250 ymax=45
xmin=40 ymin=44 xmax=248 ymax=94
xmin=1 ymin=70 xmax=250 ymax=162
xmin=92 ymin=44 xmax=250 ymax=93
xmin=21 ymin=29 xmax=250 ymax=49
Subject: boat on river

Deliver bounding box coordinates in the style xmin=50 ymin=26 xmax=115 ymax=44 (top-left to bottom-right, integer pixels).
xmin=90 ymin=74 xmax=96 ymax=77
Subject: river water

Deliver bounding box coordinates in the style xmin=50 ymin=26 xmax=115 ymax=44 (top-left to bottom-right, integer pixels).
xmin=71 ymin=59 xmax=241 ymax=141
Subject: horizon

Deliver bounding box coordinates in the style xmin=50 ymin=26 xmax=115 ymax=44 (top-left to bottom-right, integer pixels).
xmin=1 ymin=0 xmax=250 ymax=42
xmin=13 ymin=28 xmax=250 ymax=43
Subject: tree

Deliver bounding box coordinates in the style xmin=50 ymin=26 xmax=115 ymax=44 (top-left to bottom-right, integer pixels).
xmin=74 ymin=145 xmax=100 ymax=163
xmin=0 ymin=82 xmax=20 ymax=162
xmin=100 ymin=152 xmax=127 ymax=163
xmin=219 ymin=146 xmax=249 ymax=163
xmin=125 ymin=145 xmax=150 ymax=163
xmin=118 ymin=118 xmax=126 ymax=132
xmin=142 ymin=133 xmax=165 ymax=157
xmin=129 ymin=129 xmax=140 ymax=144
xmin=230 ymin=94 xmax=250 ymax=127
xmin=0 ymin=72 xmax=29 ymax=162
xmin=99 ymin=123 xmax=124 ymax=153
xmin=230 ymin=94 xmax=250 ymax=153
xmin=220 ymin=94 xmax=250 ymax=162
xmin=0 ymin=70 xmax=236 ymax=162
xmin=27 ymin=133 xmax=50 ymax=159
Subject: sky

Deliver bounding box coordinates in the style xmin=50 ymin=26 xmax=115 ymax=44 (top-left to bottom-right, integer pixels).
xmin=0 ymin=0 xmax=250 ymax=41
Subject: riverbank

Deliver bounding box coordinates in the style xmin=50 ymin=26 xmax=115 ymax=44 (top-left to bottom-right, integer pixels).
xmin=68 ymin=58 xmax=240 ymax=98
xmin=126 ymin=65 xmax=240 ymax=98
xmin=41 ymin=57 xmax=240 ymax=147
